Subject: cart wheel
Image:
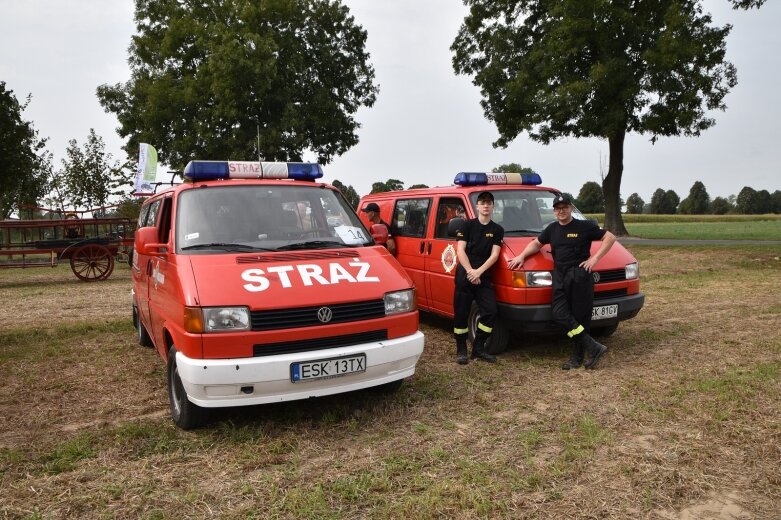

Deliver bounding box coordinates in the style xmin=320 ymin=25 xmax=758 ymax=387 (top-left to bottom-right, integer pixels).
xmin=70 ymin=244 xmax=115 ymax=281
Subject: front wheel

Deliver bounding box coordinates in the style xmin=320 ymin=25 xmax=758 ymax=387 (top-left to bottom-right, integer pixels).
xmin=468 ymin=303 xmax=510 ymax=354
xmin=167 ymin=346 xmax=207 ymax=430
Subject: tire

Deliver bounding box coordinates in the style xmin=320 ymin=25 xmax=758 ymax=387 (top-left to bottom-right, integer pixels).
xmin=133 ymin=302 xmax=154 ymax=348
xmin=591 ymin=324 xmax=618 ymax=338
xmin=167 ymin=346 xmax=208 ymax=430
xmin=468 ymin=302 xmax=510 ymax=354
xmin=70 ymin=244 xmax=115 ymax=281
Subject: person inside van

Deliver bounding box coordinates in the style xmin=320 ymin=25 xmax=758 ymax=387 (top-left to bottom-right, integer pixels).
xmin=361 ymin=202 xmax=396 ymax=254
xmin=453 ymin=191 xmax=504 ymax=364
xmin=507 ymin=194 xmax=617 ymax=370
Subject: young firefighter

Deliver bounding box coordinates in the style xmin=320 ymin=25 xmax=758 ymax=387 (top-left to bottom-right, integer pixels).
xmin=507 ymin=194 xmax=616 ymax=369
xmin=453 ymin=191 xmax=504 ymax=364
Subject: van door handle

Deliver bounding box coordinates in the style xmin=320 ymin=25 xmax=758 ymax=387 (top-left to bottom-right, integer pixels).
xmin=427 ymin=242 xmax=432 ymax=255
xmin=419 ymin=241 xmax=425 ymax=254
xmin=146 ymin=260 xmax=153 ymax=276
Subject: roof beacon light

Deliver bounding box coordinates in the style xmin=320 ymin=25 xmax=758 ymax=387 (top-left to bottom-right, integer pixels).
xmin=454 ymin=171 xmax=542 ymax=186
xmin=183 ymin=160 xmax=324 ymax=181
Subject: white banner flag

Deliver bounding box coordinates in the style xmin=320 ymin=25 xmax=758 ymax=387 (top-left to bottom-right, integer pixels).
xmin=134 ymin=143 xmax=158 ymax=196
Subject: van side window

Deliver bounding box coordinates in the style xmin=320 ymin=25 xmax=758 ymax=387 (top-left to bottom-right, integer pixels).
xmin=434 ymin=198 xmax=466 ymax=239
xmin=392 ymin=199 xmax=431 ymax=238
xmin=158 ymin=197 xmax=173 ymax=243
xmin=143 ymin=200 xmax=161 ymax=228
xmin=137 ymin=203 xmax=151 ymax=228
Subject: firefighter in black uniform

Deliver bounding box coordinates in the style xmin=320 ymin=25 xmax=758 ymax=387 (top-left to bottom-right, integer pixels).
xmin=453 ymin=191 xmax=505 ymax=364
xmin=508 ymin=194 xmax=617 ymax=369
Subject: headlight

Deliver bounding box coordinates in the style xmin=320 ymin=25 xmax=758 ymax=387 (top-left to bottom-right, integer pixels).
xmin=203 ymin=307 xmax=250 ymax=332
xmin=384 ymin=289 xmax=416 ymax=315
xmin=511 ymin=271 xmax=552 ymax=288
xmin=625 ymin=262 xmax=639 ymax=280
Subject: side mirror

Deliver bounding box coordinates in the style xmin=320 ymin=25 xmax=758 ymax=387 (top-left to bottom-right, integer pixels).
xmin=370 ymin=223 xmax=389 ymax=244
xmin=135 ymin=226 xmax=168 ymax=255
xmin=447 ymin=217 xmax=465 ymax=238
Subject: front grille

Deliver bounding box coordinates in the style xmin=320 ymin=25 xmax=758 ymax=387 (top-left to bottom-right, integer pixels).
xmin=594 ymin=288 xmax=627 ymax=300
xmin=595 ymin=269 xmax=626 ymax=283
xmin=250 ymin=299 xmax=386 ymax=331
xmin=253 ymin=330 xmax=388 ymax=357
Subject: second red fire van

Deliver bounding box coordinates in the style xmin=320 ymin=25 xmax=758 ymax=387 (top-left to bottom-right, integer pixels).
xmin=132 ymin=160 xmax=424 ymax=429
xmin=358 ymin=171 xmax=644 ymax=353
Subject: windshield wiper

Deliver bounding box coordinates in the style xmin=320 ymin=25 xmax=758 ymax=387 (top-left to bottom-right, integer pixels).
xmin=276 ymin=240 xmax=352 ymax=251
xmin=505 ymin=229 xmax=540 ymax=235
xmin=181 ymin=243 xmax=275 ymax=252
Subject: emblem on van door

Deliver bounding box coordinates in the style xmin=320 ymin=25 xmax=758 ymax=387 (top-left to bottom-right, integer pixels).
xmin=317 ymin=306 xmax=333 ymax=323
xmin=441 ymin=244 xmax=457 ymax=273
xmin=592 ymin=272 xmax=600 ymax=283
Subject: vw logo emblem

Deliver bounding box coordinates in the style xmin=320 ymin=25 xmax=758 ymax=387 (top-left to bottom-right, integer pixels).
xmin=317 ymin=306 xmax=333 ymax=323
xmin=592 ymin=272 xmax=600 ymax=283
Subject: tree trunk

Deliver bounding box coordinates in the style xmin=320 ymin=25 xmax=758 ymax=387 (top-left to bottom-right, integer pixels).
xmin=602 ymin=129 xmax=629 ymax=236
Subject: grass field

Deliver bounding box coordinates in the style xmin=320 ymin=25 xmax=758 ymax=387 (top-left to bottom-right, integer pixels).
xmin=1 ymin=246 xmax=780 ymax=519
xmin=582 ymin=214 xmax=781 ymax=241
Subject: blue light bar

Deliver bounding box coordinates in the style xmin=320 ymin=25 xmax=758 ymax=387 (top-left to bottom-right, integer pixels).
xmin=454 ymin=171 xmax=542 ymax=186
xmin=183 ymin=160 xmax=324 ymax=181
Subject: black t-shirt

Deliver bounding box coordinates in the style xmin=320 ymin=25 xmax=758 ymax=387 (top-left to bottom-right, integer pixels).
xmin=456 ymin=219 xmax=504 ymax=276
xmin=538 ymin=218 xmax=606 ymax=269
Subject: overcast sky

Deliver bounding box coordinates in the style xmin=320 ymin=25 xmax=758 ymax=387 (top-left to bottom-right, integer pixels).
xmin=1 ymin=0 xmax=778 ymax=202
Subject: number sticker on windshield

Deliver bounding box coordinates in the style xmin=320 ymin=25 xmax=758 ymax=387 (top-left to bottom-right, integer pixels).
xmin=334 ymin=225 xmax=367 ymax=245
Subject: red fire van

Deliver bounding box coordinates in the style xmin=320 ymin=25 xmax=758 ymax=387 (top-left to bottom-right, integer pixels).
xmin=132 ymin=160 xmax=424 ymax=429
xmin=358 ymin=171 xmax=644 ymax=353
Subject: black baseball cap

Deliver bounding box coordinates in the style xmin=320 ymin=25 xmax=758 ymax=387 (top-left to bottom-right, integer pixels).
xmin=476 ymin=191 xmax=494 ymax=203
xmin=552 ymin=194 xmax=572 ymax=207
xmin=361 ymin=202 xmax=380 ymax=213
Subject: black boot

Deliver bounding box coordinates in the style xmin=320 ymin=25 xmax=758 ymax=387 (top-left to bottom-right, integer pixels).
xmin=456 ymin=336 xmax=469 ymax=365
xmin=471 ymin=330 xmax=497 ymax=363
xmin=561 ymin=341 xmax=585 ymax=370
xmin=580 ymin=333 xmax=608 ymax=369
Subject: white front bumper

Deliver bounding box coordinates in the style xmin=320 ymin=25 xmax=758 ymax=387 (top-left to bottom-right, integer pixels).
xmin=176 ymin=331 xmax=425 ymax=407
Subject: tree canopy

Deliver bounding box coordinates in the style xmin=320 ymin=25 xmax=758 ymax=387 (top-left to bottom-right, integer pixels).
xmin=679 ymin=181 xmax=710 ymax=214
xmin=97 ymin=0 xmax=378 ymax=170
xmin=625 ymin=193 xmax=645 ymax=214
xmin=649 ymin=188 xmax=680 ymax=214
xmin=492 ymin=163 xmax=535 ymax=174
xmin=331 ymin=179 xmax=360 ymax=209
xmin=0 ymin=82 xmax=48 ymax=219
xmin=452 ymin=0 xmax=739 ymax=235
xmin=576 ymin=181 xmax=605 ymax=213
xmin=57 ymin=129 xmax=131 ymax=211
xmin=371 ymin=178 xmax=405 ymax=194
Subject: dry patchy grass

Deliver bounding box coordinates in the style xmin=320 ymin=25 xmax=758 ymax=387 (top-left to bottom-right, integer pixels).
xmin=0 ymin=247 xmax=779 ymax=519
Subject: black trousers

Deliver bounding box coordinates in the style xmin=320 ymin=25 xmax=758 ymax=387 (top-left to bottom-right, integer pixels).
xmin=551 ymin=265 xmax=594 ymax=336
xmin=453 ymin=267 xmax=497 ymax=334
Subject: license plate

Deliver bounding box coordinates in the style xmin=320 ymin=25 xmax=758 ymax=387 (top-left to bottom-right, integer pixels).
xmin=592 ymin=304 xmax=618 ymax=321
xmin=290 ymin=354 xmax=366 ymax=383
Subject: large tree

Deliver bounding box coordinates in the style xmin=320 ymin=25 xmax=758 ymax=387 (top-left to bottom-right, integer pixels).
xmin=97 ymin=0 xmax=377 ymax=170
xmin=576 ymin=181 xmax=605 ymax=213
xmin=679 ymin=180 xmax=710 ymax=214
xmin=452 ymin=0 xmax=741 ymax=235
xmin=625 ymin=193 xmax=645 ymax=214
xmin=59 ymin=129 xmax=131 ymax=212
xmin=0 ymin=82 xmax=48 ymax=219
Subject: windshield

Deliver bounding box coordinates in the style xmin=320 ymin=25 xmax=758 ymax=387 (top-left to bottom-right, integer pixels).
xmin=175 ymin=184 xmax=371 ymax=253
xmin=469 ymin=190 xmax=588 ymax=235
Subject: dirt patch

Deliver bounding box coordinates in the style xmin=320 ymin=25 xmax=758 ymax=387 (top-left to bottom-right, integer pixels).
xmin=1 ymin=247 xmax=780 ymax=518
